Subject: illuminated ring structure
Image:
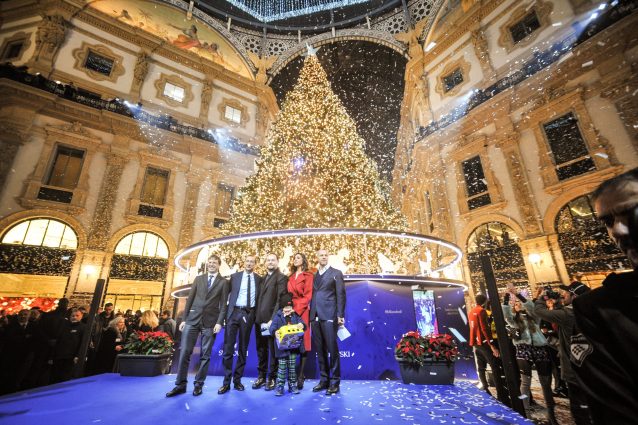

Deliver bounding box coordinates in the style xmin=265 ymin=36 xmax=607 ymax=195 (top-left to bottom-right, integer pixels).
xmin=172 ymin=228 xmax=466 ymax=298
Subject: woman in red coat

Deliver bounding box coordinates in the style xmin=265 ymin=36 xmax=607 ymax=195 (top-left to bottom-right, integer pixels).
xmin=287 ymin=252 xmax=313 ymax=389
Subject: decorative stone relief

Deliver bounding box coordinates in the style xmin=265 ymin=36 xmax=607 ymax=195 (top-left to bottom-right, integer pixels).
xmin=30 ymin=15 xmax=69 ymax=71
xmin=131 ymin=50 xmax=150 ymax=98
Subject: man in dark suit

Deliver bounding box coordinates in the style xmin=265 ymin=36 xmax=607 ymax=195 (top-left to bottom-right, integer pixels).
xmin=309 ymin=249 xmax=346 ymax=395
xmin=218 ymin=254 xmax=261 ymax=394
xmin=166 ymin=254 xmax=229 ymax=397
xmin=252 ymin=253 xmax=287 ymax=391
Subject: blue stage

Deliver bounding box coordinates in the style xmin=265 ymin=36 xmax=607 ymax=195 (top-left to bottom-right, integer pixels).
xmin=0 ymin=374 xmax=531 ymax=425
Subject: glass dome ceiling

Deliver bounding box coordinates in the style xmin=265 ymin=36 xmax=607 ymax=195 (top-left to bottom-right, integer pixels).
xmin=225 ymin=0 xmax=372 ymax=22
xmin=200 ymin=0 xmax=401 ymax=33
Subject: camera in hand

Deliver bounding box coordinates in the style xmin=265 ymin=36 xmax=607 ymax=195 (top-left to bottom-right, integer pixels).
xmin=544 ymin=285 xmax=561 ymax=299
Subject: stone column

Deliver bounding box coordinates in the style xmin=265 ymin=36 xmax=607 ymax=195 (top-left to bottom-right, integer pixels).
xmin=87 ymin=150 xmax=129 ymax=250
xmin=177 ymin=172 xmax=204 ymax=250
xmin=547 ymin=233 xmax=570 ymax=284
xmin=471 ymin=26 xmax=495 ymax=79
xmin=601 ymin=70 xmax=638 ymax=153
xmin=519 ymin=236 xmax=562 ymax=290
xmin=498 ymin=133 xmax=543 ymax=236
xmin=0 ymin=129 xmax=27 ymax=193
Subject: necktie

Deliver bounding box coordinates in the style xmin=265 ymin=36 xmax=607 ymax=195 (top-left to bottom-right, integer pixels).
xmin=247 ymin=274 xmax=252 ymax=307
xmin=207 ymin=275 xmax=213 ymax=290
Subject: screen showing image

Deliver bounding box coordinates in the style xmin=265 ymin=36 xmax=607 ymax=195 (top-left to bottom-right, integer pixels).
xmin=413 ymin=290 xmax=439 ymax=336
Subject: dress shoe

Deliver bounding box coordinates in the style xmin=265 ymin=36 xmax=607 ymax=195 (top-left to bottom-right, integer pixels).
xmin=290 ymin=385 xmax=300 ymax=395
xmin=166 ymin=386 xmax=186 ymax=397
xmin=217 ymin=384 xmax=230 ymax=395
xmin=326 ymin=385 xmax=340 ymax=395
xmin=297 ymin=376 xmax=304 ymax=390
xmin=313 ymin=382 xmax=329 ymax=392
xmin=193 ymin=386 xmax=203 ymax=396
xmin=275 ymin=387 xmax=284 ymax=396
xmin=265 ymin=379 xmax=276 ymax=391
xmin=234 ymin=382 xmax=245 ymax=391
xmin=252 ymin=377 xmax=266 ymax=389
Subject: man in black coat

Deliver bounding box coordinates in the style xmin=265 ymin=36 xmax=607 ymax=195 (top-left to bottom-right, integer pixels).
xmin=309 ymin=249 xmax=346 ymax=395
xmin=51 ymin=308 xmax=86 ymax=383
xmin=219 ymin=255 xmax=261 ymax=394
xmin=166 ymin=254 xmax=229 ymax=397
xmin=252 ymin=253 xmax=286 ymax=391
xmin=572 ymin=168 xmax=638 ymax=425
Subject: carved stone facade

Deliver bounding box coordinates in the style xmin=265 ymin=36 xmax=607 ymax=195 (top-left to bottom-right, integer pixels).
xmin=395 ymin=0 xmax=638 ymax=295
xmin=29 ymin=15 xmax=69 ymax=73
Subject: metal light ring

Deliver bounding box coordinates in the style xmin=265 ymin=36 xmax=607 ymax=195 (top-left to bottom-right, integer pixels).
xmin=173 ymin=227 xmax=463 ymax=275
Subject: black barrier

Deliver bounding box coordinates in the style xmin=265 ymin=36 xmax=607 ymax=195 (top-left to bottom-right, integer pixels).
xmin=480 ymin=255 xmax=526 ymax=417
xmin=76 ymin=278 xmax=107 ymax=374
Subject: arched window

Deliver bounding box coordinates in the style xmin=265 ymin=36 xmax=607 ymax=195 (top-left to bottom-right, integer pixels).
xmin=0 ymin=218 xmax=77 ymax=285
xmin=555 ymin=195 xmax=629 ymax=284
xmin=1 ymin=218 xmax=77 ymax=249
xmin=107 ymin=231 xmax=169 ymax=313
xmin=466 ymin=222 xmax=528 ymax=294
xmin=114 ymin=231 xmax=168 ymax=258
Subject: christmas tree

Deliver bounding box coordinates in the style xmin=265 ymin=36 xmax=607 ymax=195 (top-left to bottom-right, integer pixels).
xmin=220 ymin=51 xmax=410 ymax=272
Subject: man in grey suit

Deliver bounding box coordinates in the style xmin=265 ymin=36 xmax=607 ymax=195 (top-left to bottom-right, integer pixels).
xmin=218 ymin=254 xmax=262 ymax=394
xmin=166 ymin=254 xmax=229 ymax=397
xmin=310 ymin=249 xmax=346 ymax=395
xmin=252 ymin=253 xmax=287 ymax=391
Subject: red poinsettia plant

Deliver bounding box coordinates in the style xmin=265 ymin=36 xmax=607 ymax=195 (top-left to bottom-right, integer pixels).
xmin=124 ymin=331 xmax=174 ymax=355
xmin=395 ymin=331 xmax=458 ymax=365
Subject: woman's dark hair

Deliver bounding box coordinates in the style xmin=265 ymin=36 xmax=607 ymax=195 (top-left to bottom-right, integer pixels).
xmin=290 ymin=252 xmax=309 ymax=274
xmin=513 ymin=302 xmax=537 ymax=337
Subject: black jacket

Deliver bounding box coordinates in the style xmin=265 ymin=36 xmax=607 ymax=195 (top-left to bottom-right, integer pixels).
xmin=55 ymin=321 xmax=86 ymax=360
xmin=183 ymin=273 xmax=229 ymax=328
xmin=573 ymin=271 xmax=638 ymax=425
xmin=309 ymin=266 xmax=346 ymax=321
xmin=255 ymin=269 xmax=287 ymax=323
xmin=533 ymin=297 xmax=578 ymax=383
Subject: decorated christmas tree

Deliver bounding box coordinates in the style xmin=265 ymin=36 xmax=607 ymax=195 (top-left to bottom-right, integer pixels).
xmin=220 ymin=50 xmax=411 ymax=272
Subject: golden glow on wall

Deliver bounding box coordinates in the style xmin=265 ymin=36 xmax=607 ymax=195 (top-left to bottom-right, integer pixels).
xmin=1 ymin=218 xmax=78 ymax=249
xmin=114 ymin=232 xmax=169 ymax=258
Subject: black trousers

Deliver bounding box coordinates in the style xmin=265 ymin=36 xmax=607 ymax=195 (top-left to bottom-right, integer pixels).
xmin=51 ymin=358 xmax=75 ymax=384
xmin=568 ymin=381 xmax=593 ymax=425
xmin=254 ymin=323 xmax=277 ymax=380
xmin=473 ymin=344 xmax=509 ymax=405
xmin=311 ymin=319 xmax=340 ymax=386
xmin=223 ymin=308 xmax=254 ymax=385
xmin=175 ymin=323 xmax=216 ymax=387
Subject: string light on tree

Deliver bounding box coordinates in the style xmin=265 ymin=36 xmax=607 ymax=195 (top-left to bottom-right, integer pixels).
xmin=219 ymin=47 xmax=423 ymax=272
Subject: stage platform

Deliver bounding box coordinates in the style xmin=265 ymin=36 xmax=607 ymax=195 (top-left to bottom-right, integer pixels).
xmin=0 ymin=374 xmax=531 ymax=425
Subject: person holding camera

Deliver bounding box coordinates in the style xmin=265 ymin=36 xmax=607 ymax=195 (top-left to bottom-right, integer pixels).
xmin=571 ymin=168 xmax=638 ymax=425
xmin=503 ymin=284 xmax=556 ymax=424
xmin=534 ymin=283 xmax=592 ymax=425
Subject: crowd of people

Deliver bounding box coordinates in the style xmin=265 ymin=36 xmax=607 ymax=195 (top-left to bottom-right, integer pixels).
xmin=0 ymin=301 xmax=176 ymax=394
xmin=469 ymin=167 xmax=638 ymax=425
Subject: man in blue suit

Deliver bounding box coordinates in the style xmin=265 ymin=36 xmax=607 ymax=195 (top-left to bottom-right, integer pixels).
xmin=166 ymin=254 xmax=229 ymax=397
xmin=218 ymin=254 xmax=262 ymax=394
xmin=309 ymin=249 xmax=346 ymax=395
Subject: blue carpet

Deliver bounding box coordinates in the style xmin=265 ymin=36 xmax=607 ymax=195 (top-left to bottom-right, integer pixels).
xmin=0 ymin=375 xmax=532 ymax=425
